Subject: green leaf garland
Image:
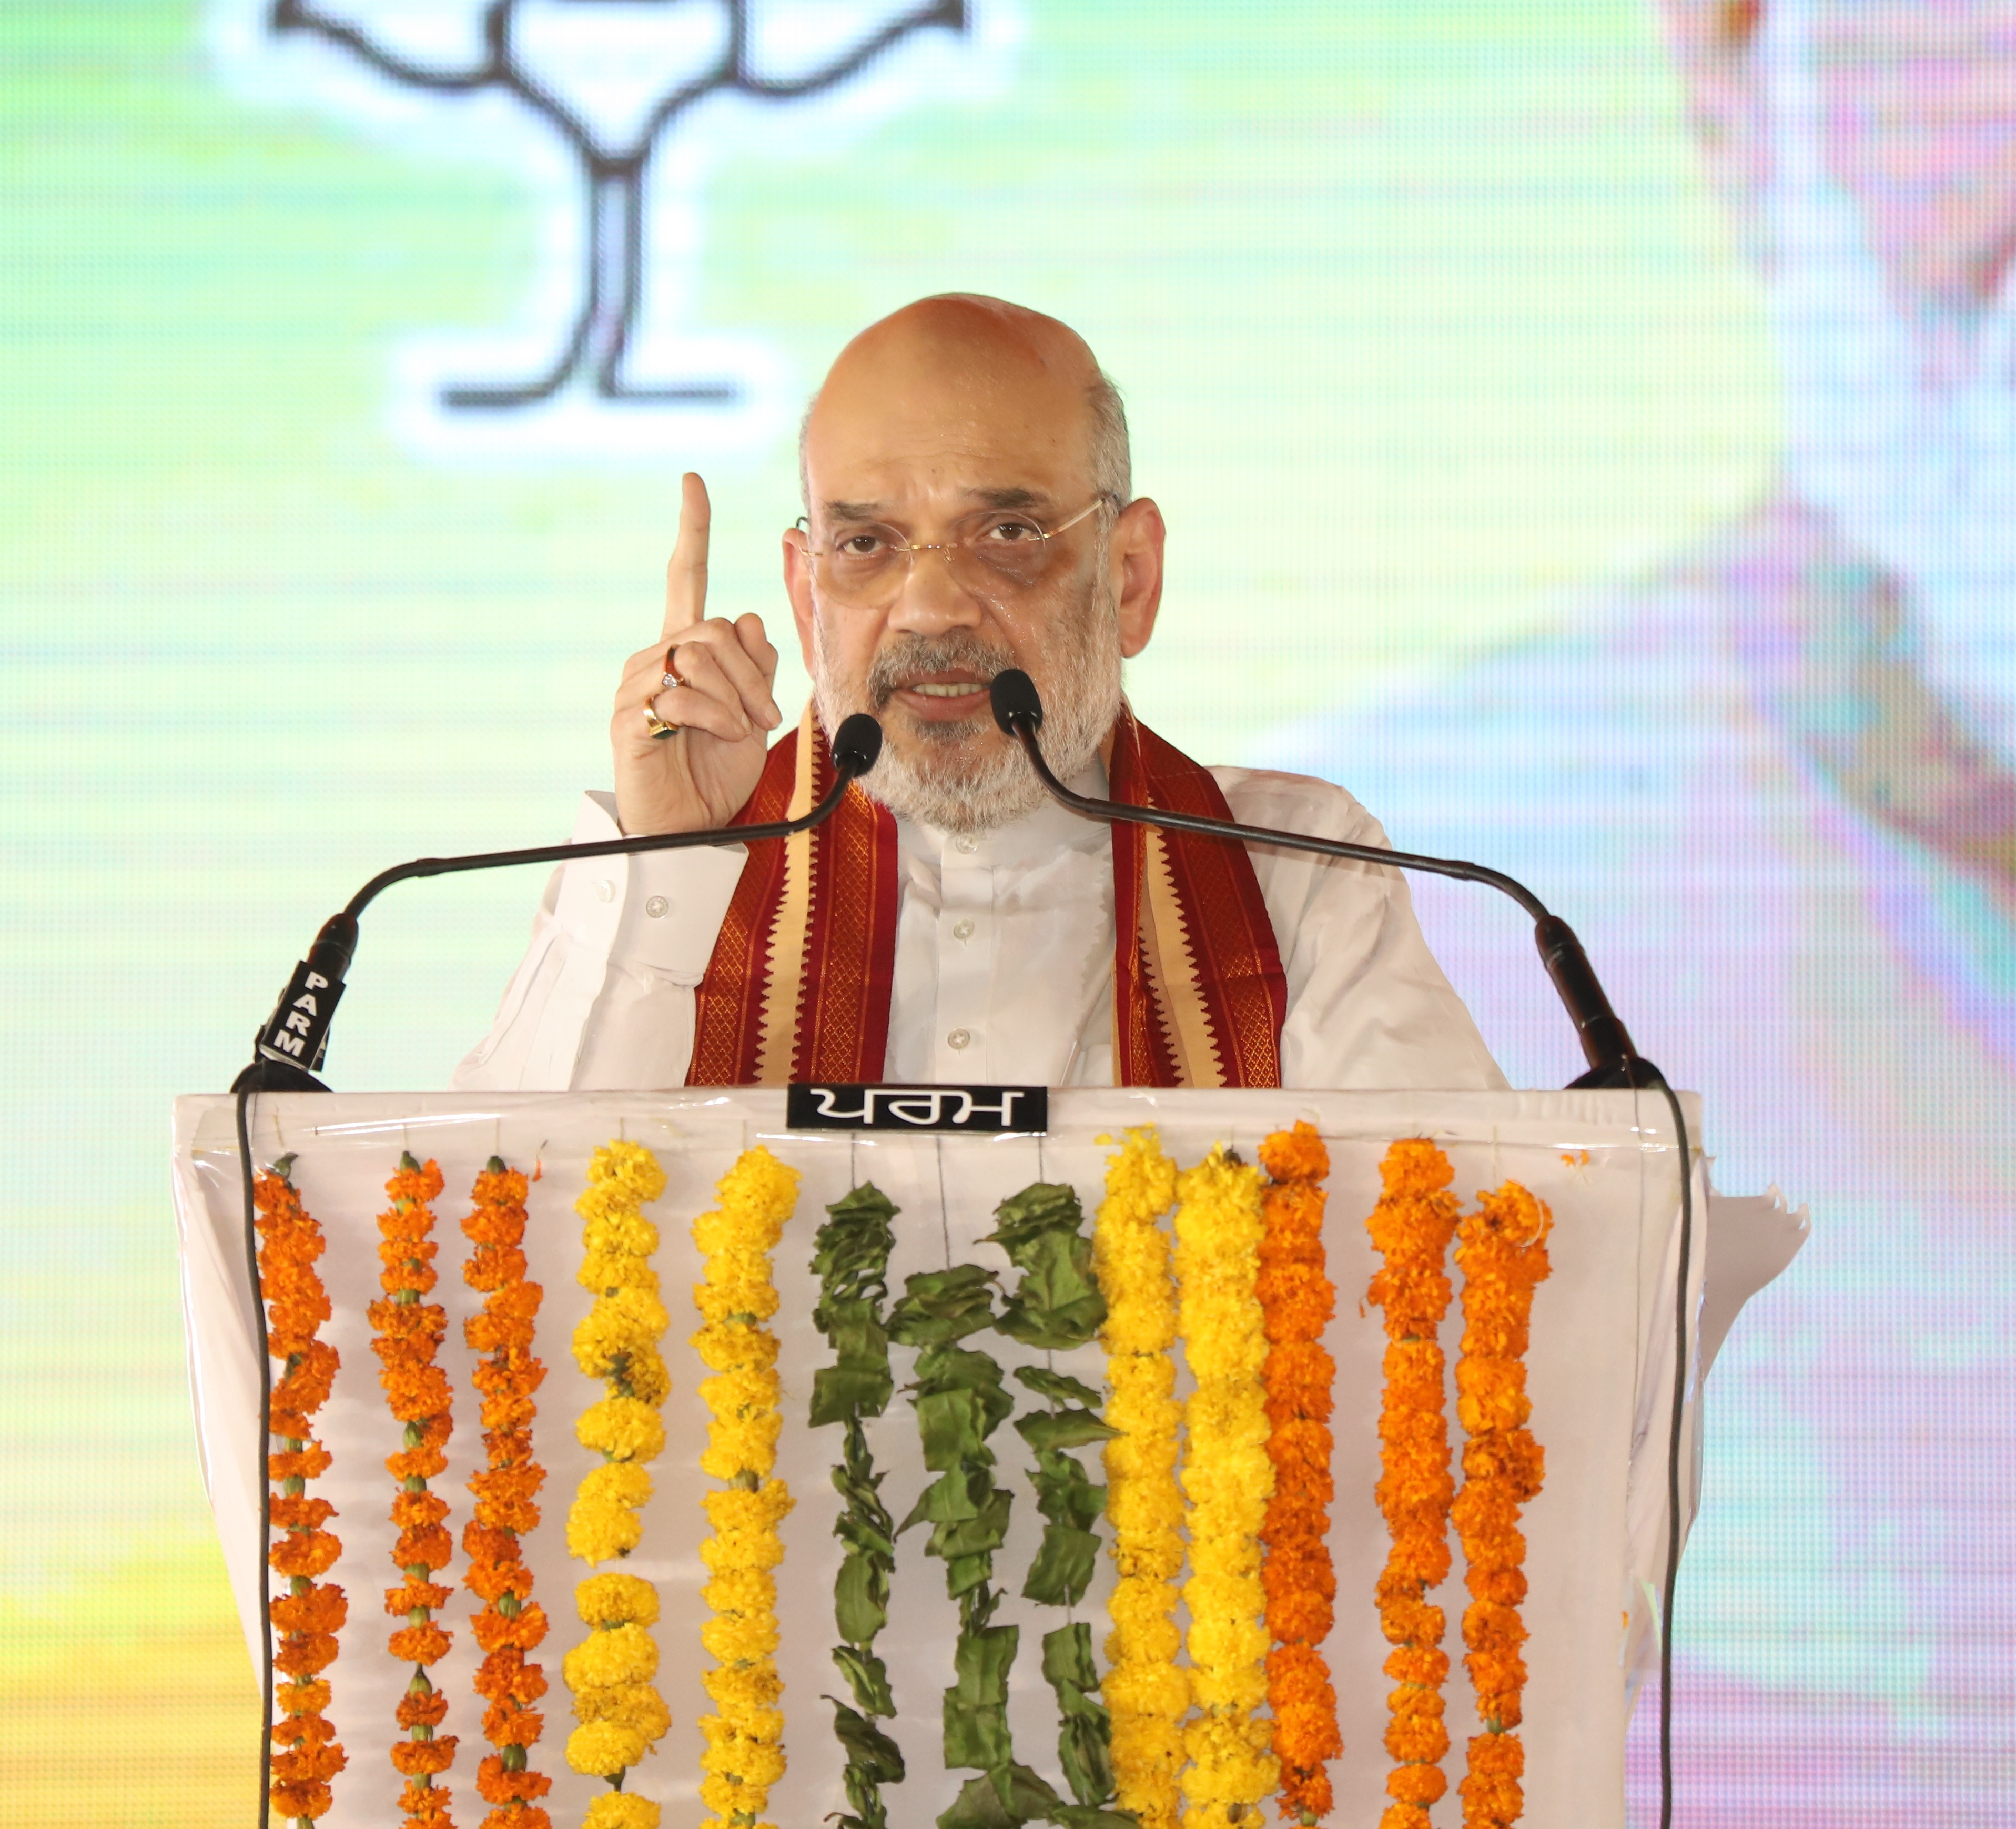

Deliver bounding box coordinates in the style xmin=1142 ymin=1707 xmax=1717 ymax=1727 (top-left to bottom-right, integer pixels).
xmin=809 ymin=1183 xmax=906 ymax=1829
xmin=836 ymin=1178 xmax=1136 ymax=1829
xmin=989 ymin=1184 xmax=1133 ymax=1826
xmin=986 ymin=1183 xmax=1109 ymax=1352
xmin=890 ymin=1261 xmax=1067 ymax=1829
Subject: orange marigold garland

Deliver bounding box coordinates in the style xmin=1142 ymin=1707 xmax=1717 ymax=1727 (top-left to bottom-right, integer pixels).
xmin=372 ymin=1152 xmax=460 ymax=1826
xmin=462 ymin=1157 xmax=554 ymax=1829
xmin=257 ymin=1155 xmax=349 ymax=1826
xmin=1257 ymin=1123 xmax=1342 ymax=1825
xmin=1451 ymin=1182 xmax=1553 ymax=1829
xmin=1365 ymin=1139 xmax=1461 ymax=1829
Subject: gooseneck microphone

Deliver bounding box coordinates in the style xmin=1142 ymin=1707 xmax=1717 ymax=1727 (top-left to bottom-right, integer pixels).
xmin=232 ymin=712 xmax=885 ymax=1093
xmin=996 ymin=670 xmax=1694 ymax=1829
xmin=988 ymin=670 xmax=1659 ymax=1089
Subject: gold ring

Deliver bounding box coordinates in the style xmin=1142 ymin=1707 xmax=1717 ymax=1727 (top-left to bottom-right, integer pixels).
xmin=643 ymin=696 xmax=680 ymax=740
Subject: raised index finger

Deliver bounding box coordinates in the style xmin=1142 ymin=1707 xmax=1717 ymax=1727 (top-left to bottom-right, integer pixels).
xmin=661 ymin=471 xmax=712 ymax=641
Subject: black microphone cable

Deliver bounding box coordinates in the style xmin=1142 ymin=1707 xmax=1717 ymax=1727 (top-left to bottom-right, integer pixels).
xmin=236 ymin=1083 xmax=275 ymax=1829
xmin=1652 ymin=1074 xmax=1695 ymax=1829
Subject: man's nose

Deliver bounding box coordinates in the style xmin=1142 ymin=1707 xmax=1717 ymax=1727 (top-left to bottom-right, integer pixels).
xmin=886 ymin=544 xmax=986 ymax=631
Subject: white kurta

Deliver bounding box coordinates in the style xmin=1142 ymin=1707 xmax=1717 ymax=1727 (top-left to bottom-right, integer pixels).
xmin=452 ymin=761 xmax=1510 ymax=1093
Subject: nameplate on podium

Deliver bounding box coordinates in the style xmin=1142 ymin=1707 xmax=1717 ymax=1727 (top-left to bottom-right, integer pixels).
xmin=785 ymin=1081 xmax=1048 ymax=1133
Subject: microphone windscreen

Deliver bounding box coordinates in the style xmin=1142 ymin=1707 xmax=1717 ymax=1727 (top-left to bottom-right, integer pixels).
xmin=830 ymin=712 xmax=883 ymax=777
xmin=989 ymin=669 xmax=1045 ymax=735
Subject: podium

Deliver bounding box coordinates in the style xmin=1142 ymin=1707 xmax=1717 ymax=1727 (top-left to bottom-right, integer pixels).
xmin=173 ymin=1086 xmax=1703 ymax=1828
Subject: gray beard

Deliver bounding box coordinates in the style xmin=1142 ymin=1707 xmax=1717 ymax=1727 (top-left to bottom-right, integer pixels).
xmin=811 ymin=588 xmax=1123 ymax=835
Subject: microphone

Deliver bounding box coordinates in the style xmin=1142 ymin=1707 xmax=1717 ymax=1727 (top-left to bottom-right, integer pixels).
xmin=988 ymin=671 xmax=1657 ymax=1089
xmin=233 ymin=712 xmax=885 ymax=1094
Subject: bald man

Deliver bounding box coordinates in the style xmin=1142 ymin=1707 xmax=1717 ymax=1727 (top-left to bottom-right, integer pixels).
xmin=455 ymin=296 xmax=1503 ymax=1093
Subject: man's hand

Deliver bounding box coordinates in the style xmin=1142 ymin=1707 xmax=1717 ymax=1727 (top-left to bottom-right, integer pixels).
xmin=612 ymin=473 xmax=784 ymax=836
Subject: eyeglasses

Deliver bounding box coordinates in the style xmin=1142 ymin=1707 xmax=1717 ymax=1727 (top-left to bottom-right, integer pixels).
xmin=797 ymin=495 xmax=1115 ymax=609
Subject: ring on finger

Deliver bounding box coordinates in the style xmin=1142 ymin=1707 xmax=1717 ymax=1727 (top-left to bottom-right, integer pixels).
xmin=663 ymin=648 xmax=687 ymax=693
xmin=642 ymin=695 xmax=681 ymax=740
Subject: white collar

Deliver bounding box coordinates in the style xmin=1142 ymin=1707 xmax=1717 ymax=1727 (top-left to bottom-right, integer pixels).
xmin=895 ymin=757 xmax=1112 ymax=868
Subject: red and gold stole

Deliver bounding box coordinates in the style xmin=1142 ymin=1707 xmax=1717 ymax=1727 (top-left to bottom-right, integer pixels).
xmin=685 ymin=704 xmax=1288 ymax=1087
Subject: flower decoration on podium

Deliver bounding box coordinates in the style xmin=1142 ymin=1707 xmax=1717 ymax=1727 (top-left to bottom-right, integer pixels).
xmin=564 ymin=1140 xmax=675 ymax=1827
xmin=243 ymin=1123 xmax=1556 ymax=1828
xmin=256 ymin=1158 xmax=349 ymax=1826
xmin=371 ymin=1154 xmax=459 ymax=1825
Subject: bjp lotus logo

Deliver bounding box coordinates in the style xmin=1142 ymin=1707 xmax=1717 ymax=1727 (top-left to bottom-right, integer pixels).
xmin=212 ymin=1 xmax=1017 ymax=458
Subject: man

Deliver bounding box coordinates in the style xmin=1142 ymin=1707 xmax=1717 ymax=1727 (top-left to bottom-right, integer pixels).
xmin=456 ymin=295 xmax=1504 ymax=1093
xmin=1270 ymin=2 xmax=2016 ymax=1817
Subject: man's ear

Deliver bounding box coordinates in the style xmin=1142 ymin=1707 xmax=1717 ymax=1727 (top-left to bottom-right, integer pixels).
xmin=1656 ymin=0 xmax=1771 ymax=251
xmin=1111 ymin=497 xmax=1165 ymax=660
xmin=783 ymin=529 xmax=817 ymax=670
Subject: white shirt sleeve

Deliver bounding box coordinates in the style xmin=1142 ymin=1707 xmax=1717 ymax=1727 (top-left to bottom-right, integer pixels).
xmin=1218 ymin=766 xmax=1509 ymax=1092
xmin=450 ymin=792 xmax=747 ymax=1092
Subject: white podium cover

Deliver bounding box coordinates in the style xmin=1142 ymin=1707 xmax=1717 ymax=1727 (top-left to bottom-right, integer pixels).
xmin=173 ymin=1087 xmax=1703 ymax=1829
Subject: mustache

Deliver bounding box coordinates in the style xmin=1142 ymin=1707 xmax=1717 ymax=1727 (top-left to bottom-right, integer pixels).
xmin=865 ymin=633 xmax=1019 ymax=711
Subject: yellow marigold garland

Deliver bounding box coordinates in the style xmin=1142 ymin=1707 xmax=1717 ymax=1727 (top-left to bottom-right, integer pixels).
xmin=1452 ymin=1182 xmax=1553 ymax=1829
xmin=690 ymin=1146 xmax=801 ymax=1829
xmin=461 ymin=1158 xmax=553 ymax=1829
xmin=371 ymin=1153 xmax=459 ymax=1827
xmin=1173 ymin=1145 xmax=1278 ymax=1829
xmin=1092 ymin=1127 xmax=1185 ymax=1829
xmin=564 ymin=1140 xmax=674 ymax=1829
xmin=256 ymin=1156 xmax=349 ymax=1827
xmin=1258 ymin=1123 xmax=1342 ymax=1825
xmin=1366 ymin=1140 xmax=1462 ymax=1829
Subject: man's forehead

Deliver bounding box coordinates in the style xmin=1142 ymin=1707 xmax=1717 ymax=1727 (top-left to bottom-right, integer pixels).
xmin=803 ymin=404 xmax=1090 ymax=510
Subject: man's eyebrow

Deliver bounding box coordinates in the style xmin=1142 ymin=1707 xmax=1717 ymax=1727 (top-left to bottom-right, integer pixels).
xmin=819 ymin=487 xmax=1054 ymax=520
xmin=966 ymin=486 xmax=1049 ymax=510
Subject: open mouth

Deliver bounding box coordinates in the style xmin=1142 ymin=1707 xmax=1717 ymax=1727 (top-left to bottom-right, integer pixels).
xmin=886 ymin=673 xmax=994 ymax=718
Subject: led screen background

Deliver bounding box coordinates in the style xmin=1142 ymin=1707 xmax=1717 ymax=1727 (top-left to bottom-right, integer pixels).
xmin=3 ymin=2 xmax=2007 ymax=1823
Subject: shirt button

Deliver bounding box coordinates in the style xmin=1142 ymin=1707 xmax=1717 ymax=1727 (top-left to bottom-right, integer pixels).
xmin=947 ymin=1028 xmax=971 ymax=1051
xmin=644 ymin=896 xmax=668 ymax=919
xmin=594 ymin=878 xmax=616 ymax=903
xmin=954 ymin=834 xmax=979 ymax=854
xmin=952 ymin=917 xmax=976 ymax=942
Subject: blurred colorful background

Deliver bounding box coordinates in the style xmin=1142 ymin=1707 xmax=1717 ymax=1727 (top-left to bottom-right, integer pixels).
xmin=4 ymin=1 xmax=2010 ymax=1822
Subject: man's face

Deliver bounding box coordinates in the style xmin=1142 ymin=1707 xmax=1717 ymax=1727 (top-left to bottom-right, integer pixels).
xmin=1681 ymin=0 xmax=2016 ymax=309
xmin=1807 ymin=1 xmax=2016 ymax=308
xmin=784 ymin=318 xmax=1161 ymax=831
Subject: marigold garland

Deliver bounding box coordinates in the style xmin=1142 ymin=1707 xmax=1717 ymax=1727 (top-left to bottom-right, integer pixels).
xmin=371 ymin=1153 xmax=459 ymax=1827
xmin=1257 ymin=1123 xmax=1342 ymax=1826
xmin=691 ymin=1146 xmax=801 ymax=1829
xmin=460 ymin=1157 xmax=553 ymax=1829
xmin=1173 ymin=1145 xmax=1278 ymax=1829
xmin=1365 ymin=1140 xmax=1462 ymax=1829
xmin=1091 ymin=1128 xmax=1184 ymax=1829
xmin=256 ymin=1156 xmax=349 ymax=1827
xmin=564 ymin=1140 xmax=674 ymax=1829
xmin=1452 ymin=1183 xmax=1553 ymax=1829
